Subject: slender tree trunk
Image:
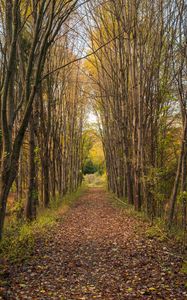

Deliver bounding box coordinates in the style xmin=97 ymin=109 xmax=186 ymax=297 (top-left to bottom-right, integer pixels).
xmin=26 ymin=115 xmax=38 ymax=221
xmin=43 ymin=151 xmax=50 ymax=208
xmin=181 ymin=147 xmax=187 ymax=232
xmin=168 ymin=118 xmax=187 ymax=227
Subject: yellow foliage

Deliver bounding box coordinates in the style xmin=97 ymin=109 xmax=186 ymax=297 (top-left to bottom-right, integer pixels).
xmin=89 ymin=140 xmax=104 ymax=166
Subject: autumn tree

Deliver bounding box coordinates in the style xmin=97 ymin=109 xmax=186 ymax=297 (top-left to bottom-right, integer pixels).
xmin=84 ymin=0 xmax=187 ymax=231
xmin=0 ymin=0 xmax=83 ymax=238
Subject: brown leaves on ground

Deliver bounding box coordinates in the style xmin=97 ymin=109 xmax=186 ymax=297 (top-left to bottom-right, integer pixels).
xmin=3 ymin=189 xmax=187 ymax=299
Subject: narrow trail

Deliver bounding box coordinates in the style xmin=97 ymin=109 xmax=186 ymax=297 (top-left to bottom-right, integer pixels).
xmin=7 ymin=188 xmax=186 ymax=299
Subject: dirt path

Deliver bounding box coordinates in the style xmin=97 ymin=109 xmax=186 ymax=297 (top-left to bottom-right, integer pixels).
xmin=6 ymin=188 xmax=187 ymax=299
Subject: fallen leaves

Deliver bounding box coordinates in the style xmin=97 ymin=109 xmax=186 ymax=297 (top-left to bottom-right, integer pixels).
xmin=3 ymin=188 xmax=187 ymax=299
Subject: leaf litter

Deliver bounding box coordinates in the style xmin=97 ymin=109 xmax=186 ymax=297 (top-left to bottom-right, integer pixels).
xmin=2 ymin=188 xmax=187 ymax=299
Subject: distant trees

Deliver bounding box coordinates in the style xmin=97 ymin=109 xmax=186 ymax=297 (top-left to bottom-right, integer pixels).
xmin=85 ymin=0 xmax=187 ymax=230
xmin=82 ymin=129 xmax=105 ymax=175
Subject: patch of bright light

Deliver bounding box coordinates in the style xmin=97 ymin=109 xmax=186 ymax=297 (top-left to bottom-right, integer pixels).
xmin=88 ymin=112 xmax=97 ymax=124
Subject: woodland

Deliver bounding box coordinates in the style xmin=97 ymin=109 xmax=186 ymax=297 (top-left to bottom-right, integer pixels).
xmin=0 ymin=0 xmax=187 ymax=299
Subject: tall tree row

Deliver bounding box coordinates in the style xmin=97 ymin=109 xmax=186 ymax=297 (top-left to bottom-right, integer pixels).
xmin=0 ymin=0 xmax=85 ymax=238
xmin=85 ymin=0 xmax=187 ymax=229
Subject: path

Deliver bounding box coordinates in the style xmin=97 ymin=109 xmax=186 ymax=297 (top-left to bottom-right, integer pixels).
xmin=6 ymin=188 xmax=187 ymax=299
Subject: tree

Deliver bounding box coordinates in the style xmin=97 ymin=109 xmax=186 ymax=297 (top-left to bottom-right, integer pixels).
xmin=84 ymin=0 xmax=187 ymax=230
xmin=0 ymin=0 xmax=80 ymax=238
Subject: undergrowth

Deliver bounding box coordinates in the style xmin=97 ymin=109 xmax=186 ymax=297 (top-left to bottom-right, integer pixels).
xmin=0 ymin=186 xmax=86 ymax=264
xmin=83 ymin=173 xmax=107 ymax=188
xmin=109 ymin=193 xmax=149 ymax=221
xmin=109 ymin=192 xmax=186 ymax=244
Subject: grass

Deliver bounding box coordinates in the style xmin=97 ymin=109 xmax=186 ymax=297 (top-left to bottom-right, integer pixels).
xmin=108 ymin=191 xmax=187 ymax=289
xmin=83 ymin=173 xmax=107 ymax=188
xmin=109 ymin=192 xmax=149 ymax=221
xmin=108 ymin=192 xmax=185 ymax=243
xmin=0 ymin=185 xmax=87 ymax=264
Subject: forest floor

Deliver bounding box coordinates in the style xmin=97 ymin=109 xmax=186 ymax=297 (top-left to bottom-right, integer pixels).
xmin=3 ymin=188 xmax=187 ymax=299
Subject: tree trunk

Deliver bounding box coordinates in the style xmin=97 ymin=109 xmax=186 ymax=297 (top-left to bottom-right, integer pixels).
xmin=0 ymin=157 xmax=16 ymax=239
xmin=26 ymin=115 xmax=38 ymax=221
xmin=43 ymin=152 xmax=50 ymax=208
xmin=168 ymin=118 xmax=187 ymax=227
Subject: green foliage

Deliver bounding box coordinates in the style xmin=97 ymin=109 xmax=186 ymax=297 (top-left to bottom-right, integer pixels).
xmin=177 ymin=191 xmax=187 ymax=204
xmin=146 ymin=223 xmax=167 ymax=241
xmin=84 ymin=173 xmax=106 ymax=187
xmin=82 ymin=129 xmax=105 ymax=176
xmin=34 ymin=146 xmax=40 ymax=163
xmin=9 ymin=198 xmax=24 ymax=215
xmin=83 ymin=158 xmax=97 ymax=174
xmin=83 ymin=158 xmax=105 ymax=175
xmin=181 ymin=261 xmax=187 ymax=275
xmin=0 ymin=222 xmax=35 ymax=263
xmin=110 ymin=191 xmax=187 ymax=244
xmin=0 ymin=187 xmax=86 ymax=263
xmin=181 ymin=260 xmax=187 ymax=289
xmin=109 ymin=193 xmax=148 ymax=222
xmin=0 ymin=210 xmax=57 ymax=263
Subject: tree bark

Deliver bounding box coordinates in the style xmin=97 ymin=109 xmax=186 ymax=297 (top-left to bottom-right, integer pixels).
xmin=26 ymin=114 xmax=38 ymax=221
